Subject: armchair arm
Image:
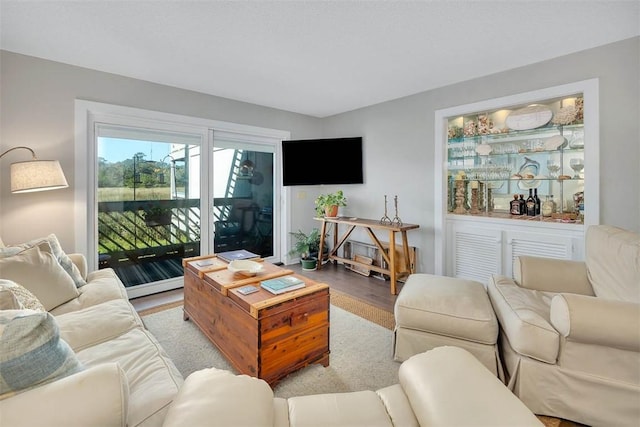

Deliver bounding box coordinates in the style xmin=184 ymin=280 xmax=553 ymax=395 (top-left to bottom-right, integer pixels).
xmin=163 ymin=367 xmax=275 ymax=427
xmin=514 ymin=256 xmax=594 ymax=295
xmin=68 ymin=253 xmax=88 ymax=280
xmin=550 ymin=293 xmax=640 ymax=351
xmin=0 ymin=363 xmax=128 ymax=427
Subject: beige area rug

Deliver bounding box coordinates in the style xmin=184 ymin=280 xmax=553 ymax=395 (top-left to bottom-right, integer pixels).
xmin=142 ymin=296 xmax=400 ymax=399
xmin=329 ymin=289 xmax=395 ymax=330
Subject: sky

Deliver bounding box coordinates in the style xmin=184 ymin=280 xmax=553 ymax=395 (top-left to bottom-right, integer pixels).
xmin=97 ymin=138 xmax=171 ymax=163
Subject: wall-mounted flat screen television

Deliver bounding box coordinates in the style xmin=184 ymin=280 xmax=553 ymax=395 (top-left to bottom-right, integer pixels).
xmin=282 ymin=137 xmax=364 ymax=186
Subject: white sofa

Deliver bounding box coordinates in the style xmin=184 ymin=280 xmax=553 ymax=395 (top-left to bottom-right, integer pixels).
xmin=163 ymin=345 xmax=542 ymax=427
xmin=0 ymin=236 xmax=184 ymax=427
xmin=0 ymin=236 xmax=542 ymax=427
xmin=487 ymin=225 xmax=640 ymax=427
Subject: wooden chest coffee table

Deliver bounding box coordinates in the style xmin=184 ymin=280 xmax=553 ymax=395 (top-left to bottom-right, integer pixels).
xmin=182 ymin=255 xmax=330 ymax=386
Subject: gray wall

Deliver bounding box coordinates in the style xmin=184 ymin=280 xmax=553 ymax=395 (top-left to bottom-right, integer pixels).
xmin=320 ymin=36 xmax=640 ymax=273
xmin=2 ymin=36 xmax=638 ymax=272
xmin=0 ymin=51 xmax=323 ymax=249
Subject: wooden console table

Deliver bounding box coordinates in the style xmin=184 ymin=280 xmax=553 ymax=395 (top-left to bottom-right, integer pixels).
xmin=315 ymin=217 xmax=419 ymax=294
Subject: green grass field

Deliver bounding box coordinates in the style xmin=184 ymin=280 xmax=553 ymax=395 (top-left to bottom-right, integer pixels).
xmin=98 ymin=187 xmax=172 ymax=201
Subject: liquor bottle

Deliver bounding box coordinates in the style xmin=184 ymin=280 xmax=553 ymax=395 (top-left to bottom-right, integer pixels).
xmin=526 ymin=189 xmax=536 ymax=216
xmin=510 ymin=194 xmax=521 ymax=215
xmin=534 ymin=188 xmax=541 ymax=215
xmin=549 ymin=194 xmax=557 ymax=213
xmin=518 ymin=194 xmax=526 ymax=215
xmin=541 ymin=195 xmax=554 ymax=217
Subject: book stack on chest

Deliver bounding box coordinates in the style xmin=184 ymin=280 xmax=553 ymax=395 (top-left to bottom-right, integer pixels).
xmin=261 ymin=276 xmax=305 ymax=294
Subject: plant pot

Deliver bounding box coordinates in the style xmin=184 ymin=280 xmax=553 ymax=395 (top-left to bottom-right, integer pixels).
xmin=145 ymin=212 xmax=172 ymax=227
xmin=300 ymin=257 xmax=318 ymax=271
xmin=324 ymin=205 xmax=339 ymax=218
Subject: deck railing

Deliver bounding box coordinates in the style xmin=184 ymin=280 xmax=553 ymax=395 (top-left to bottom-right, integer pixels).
xmin=97 ymin=199 xmax=200 ymax=269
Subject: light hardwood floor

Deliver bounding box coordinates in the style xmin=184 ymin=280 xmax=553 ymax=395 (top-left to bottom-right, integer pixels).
xmin=130 ymin=262 xmax=401 ymax=313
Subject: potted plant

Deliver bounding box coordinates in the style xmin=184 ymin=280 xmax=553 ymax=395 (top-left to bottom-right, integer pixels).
xmin=315 ymin=190 xmax=347 ymax=218
xmin=288 ymin=228 xmax=325 ymax=270
xmin=141 ymin=205 xmax=173 ymax=227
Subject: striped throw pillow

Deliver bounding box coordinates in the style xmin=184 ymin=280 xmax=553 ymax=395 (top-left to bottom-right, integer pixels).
xmin=0 ymin=310 xmax=84 ymax=399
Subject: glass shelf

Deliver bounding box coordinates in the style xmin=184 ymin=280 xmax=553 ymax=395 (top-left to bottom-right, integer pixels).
xmin=447 ymin=124 xmax=584 ymax=144
xmin=446 ymin=100 xmax=586 ymax=219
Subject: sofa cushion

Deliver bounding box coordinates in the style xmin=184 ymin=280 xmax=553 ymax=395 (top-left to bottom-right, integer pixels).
xmin=0 ymin=280 xmax=46 ymax=312
xmin=376 ymin=384 xmax=419 ymax=427
xmin=56 ymin=299 xmax=144 ymax=351
xmin=394 ymin=274 xmax=498 ymax=345
xmin=288 ymin=390 xmax=393 ymax=427
xmin=163 ymin=368 xmax=274 ymax=427
xmin=0 ymin=310 xmax=84 ymax=398
xmin=0 ymin=363 xmax=129 ymax=427
xmin=487 ymin=275 xmax=559 ymax=363
xmin=0 ymin=242 xmax=79 ymax=311
xmin=50 ymin=268 xmax=128 ymax=315
xmin=586 ymin=225 xmax=640 ymax=303
xmin=0 ymin=234 xmax=87 ymax=288
xmin=399 ymin=346 xmax=542 ymax=427
xmin=76 ymin=327 xmax=183 ymax=427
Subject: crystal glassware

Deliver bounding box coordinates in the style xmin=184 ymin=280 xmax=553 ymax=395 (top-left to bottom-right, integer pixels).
xmin=546 ymin=159 xmax=561 ymax=179
xmin=569 ymin=158 xmax=584 ymax=179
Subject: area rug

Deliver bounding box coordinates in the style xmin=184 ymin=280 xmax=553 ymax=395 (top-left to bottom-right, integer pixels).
xmin=142 ymin=301 xmax=399 ymax=398
xmin=330 ymin=289 xmax=395 ymax=330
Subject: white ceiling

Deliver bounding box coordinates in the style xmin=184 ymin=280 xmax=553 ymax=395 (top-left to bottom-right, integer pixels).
xmin=1 ymin=1 xmax=639 ymax=118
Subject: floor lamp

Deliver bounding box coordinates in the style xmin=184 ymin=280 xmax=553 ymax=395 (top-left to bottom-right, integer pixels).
xmin=0 ymin=146 xmax=69 ymax=193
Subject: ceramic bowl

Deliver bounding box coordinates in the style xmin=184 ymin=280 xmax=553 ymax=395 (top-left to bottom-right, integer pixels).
xmin=227 ymin=259 xmax=264 ymax=277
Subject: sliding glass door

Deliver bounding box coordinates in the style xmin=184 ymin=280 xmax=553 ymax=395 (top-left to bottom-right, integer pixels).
xmin=212 ymin=136 xmax=277 ymax=258
xmin=96 ymin=125 xmax=203 ymax=295
xmin=78 ymin=101 xmax=289 ymax=299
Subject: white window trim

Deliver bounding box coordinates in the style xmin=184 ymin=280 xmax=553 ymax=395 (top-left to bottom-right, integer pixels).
xmin=74 ymin=100 xmax=290 ymax=296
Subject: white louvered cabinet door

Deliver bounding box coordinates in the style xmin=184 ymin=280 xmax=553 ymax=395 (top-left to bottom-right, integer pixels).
xmin=450 ymin=225 xmax=502 ymax=285
xmin=504 ymin=230 xmax=576 ymax=278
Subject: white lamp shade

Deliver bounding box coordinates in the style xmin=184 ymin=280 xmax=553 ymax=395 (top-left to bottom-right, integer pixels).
xmin=10 ymin=160 xmax=69 ymax=193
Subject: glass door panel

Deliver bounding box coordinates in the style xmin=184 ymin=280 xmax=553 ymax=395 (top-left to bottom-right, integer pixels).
xmin=96 ymin=126 xmax=202 ymax=289
xmin=212 ymin=146 xmax=275 ymax=258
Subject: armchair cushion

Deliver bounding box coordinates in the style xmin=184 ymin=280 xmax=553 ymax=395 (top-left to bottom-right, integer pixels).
xmin=550 ymin=293 xmax=640 ymax=351
xmin=514 ymin=256 xmax=593 ymax=295
xmin=487 ymin=275 xmax=559 ymax=363
xmin=586 ymin=225 xmax=640 ymax=303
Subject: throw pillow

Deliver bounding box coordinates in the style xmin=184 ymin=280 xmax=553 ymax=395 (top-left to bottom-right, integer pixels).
xmin=44 ymin=234 xmax=87 ymax=288
xmin=0 ymin=234 xmax=87 ymax=288
xmin=0 ymin=242 xmax=79 ymax=311
xmin=0 ymin=289 xmax=20 ymax=310
xmin=0 ymin=309 xmax=84 ymax=399
xmin=0 ymin=280 xmax=46 ymax=312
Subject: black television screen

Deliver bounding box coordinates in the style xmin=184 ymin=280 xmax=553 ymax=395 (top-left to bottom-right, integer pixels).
xmin=282 ymin=137 xmax=364 ymax=186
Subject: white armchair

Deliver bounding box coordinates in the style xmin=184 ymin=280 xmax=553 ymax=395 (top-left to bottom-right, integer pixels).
xmin=487 ymin=225 xmax=640 ymax=427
